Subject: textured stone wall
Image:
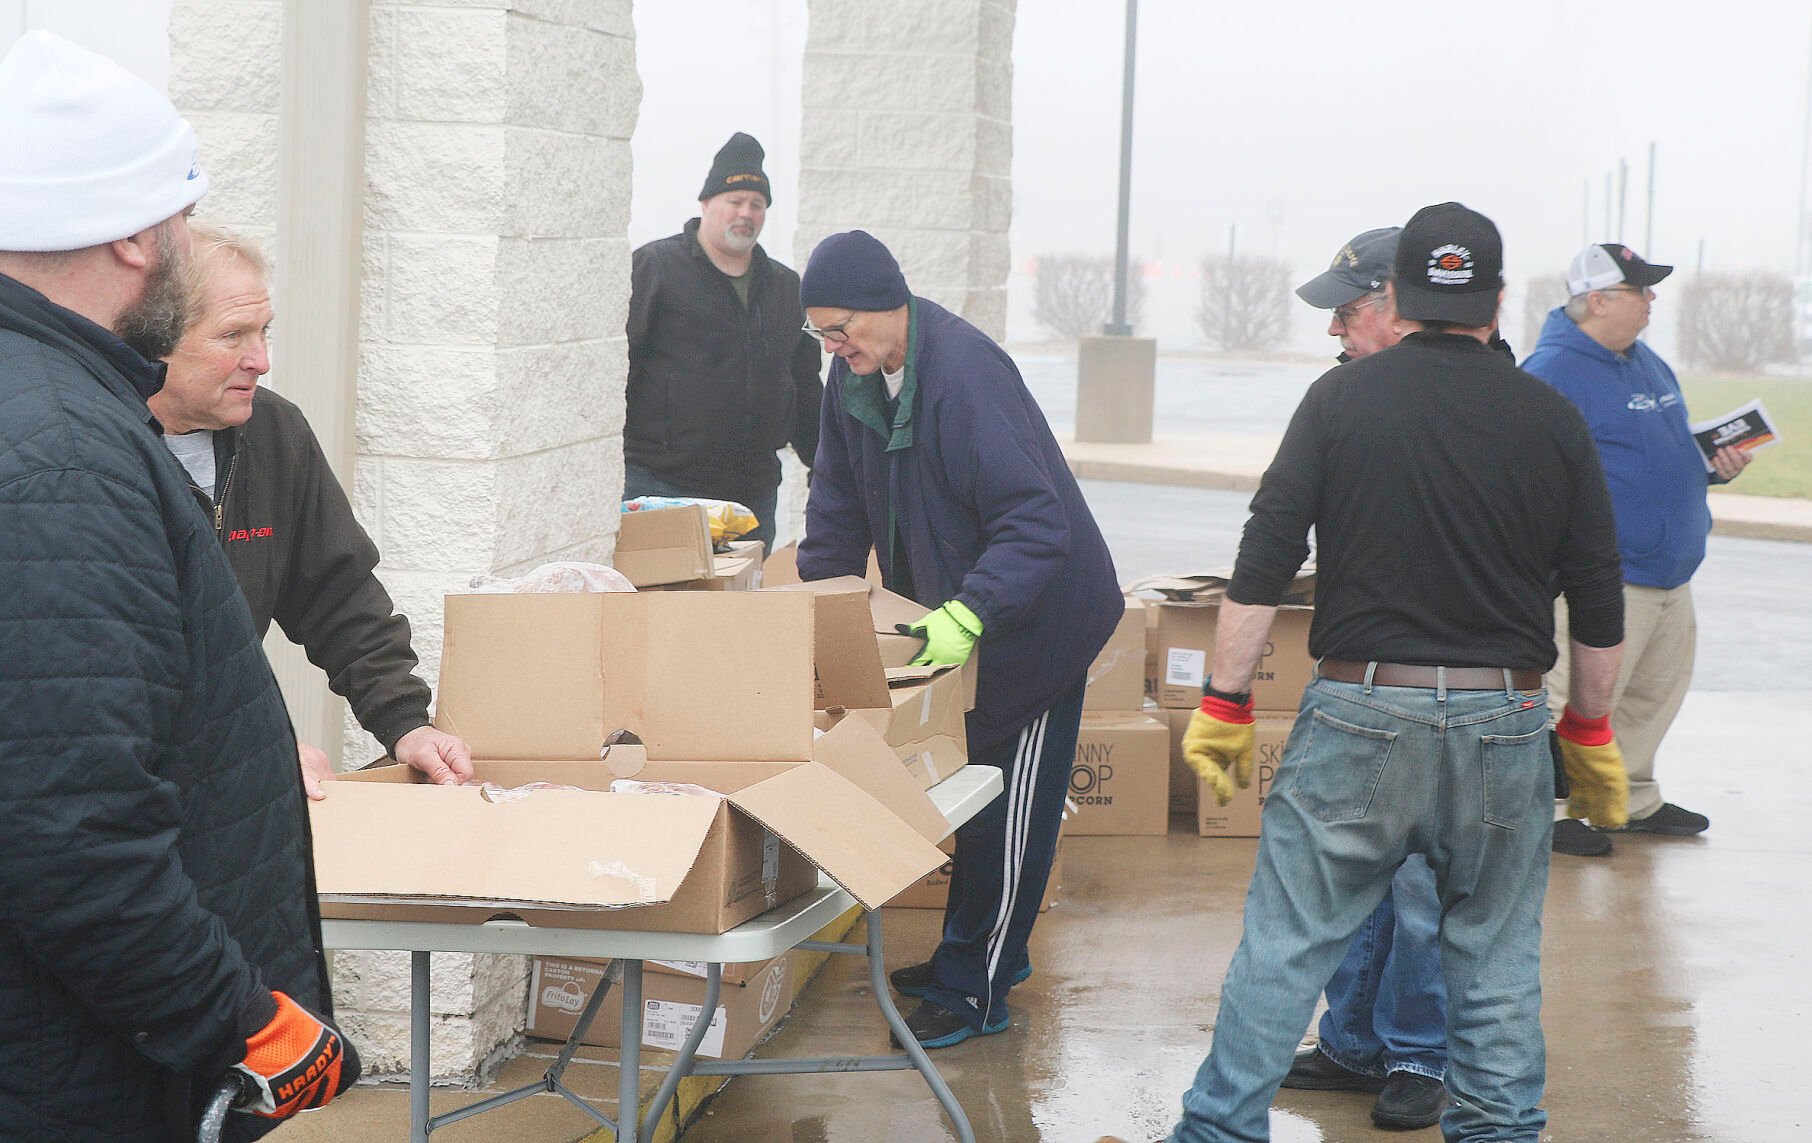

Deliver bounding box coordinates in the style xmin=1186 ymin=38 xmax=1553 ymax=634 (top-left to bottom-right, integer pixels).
xmin=170 ymin=0 xmax=640 ymax=1083
xmin=795 ymin=0 xmax=1016 ymax=339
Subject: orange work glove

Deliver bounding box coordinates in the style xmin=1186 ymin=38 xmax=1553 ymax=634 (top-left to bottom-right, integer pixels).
xmin=231 ymin=991 xmax=358 ymax=1118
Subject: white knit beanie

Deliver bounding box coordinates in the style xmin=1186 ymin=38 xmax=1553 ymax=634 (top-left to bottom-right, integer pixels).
xmin=0 ymin=30 xmax=209 ymax=252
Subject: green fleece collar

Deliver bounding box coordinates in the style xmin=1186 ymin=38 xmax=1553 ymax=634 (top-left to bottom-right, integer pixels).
xmin=839 ymin=297 xmax=918 ymax=452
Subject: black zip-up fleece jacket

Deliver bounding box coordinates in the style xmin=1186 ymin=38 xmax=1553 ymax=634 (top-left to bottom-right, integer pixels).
xmin=0 ymin=273 xmax=347 ymax=1142
xmin=197 ymin=388 xmax=431 ymax=754
xmin=625 ymin=218 xmax=823 ymax=505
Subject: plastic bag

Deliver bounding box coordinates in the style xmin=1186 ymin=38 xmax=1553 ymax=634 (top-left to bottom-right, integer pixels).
xmin=467 ymin=561 xmax=636 ymax=594
xmin=609 ymin=779 xmax=724 ymax=798
xmin=471 ymin=780 xmax=585 ymax=803
xmin=621 ymin=495 xmax=759 ymax=545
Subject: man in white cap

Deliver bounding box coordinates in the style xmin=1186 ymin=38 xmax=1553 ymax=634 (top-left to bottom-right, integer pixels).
xmin=1524 ymin=243 xmax=1754 ymax=845
xmin=0 ymin=31 xmax=357 ymax=1140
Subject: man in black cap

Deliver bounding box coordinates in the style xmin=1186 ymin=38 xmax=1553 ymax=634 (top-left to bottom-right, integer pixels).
xmin=1157 ymin=203 xmax=1630 ymax=1142
xmin=1524 ymin=244 xmax=1753 ymax=848
xmin=623 ymin=131 xmax=822 ymax=554
xmin=1271 ymin=225 xmax=1450 ymax=1131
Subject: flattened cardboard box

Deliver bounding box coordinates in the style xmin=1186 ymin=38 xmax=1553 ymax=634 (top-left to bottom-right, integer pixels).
xmin=613 ymin=505 xmax=714 ymax=587
xmin=1066 ymin=712 xmax=1169 ymax=836
xmin=314 ymin=594 xmax=950 ymax=933
xmin=1196 ymin=711 xmax=1293 ymax=838
xmin=1084 ymin=597 xmax=1147 ymax=711
xmin=528 ymin=952 xmax=794 ymax=1059
xmin=1151 ymin=601 xmax=1314 ymax=711
xmin=887 ymin=835 xmax=1063 ymax=912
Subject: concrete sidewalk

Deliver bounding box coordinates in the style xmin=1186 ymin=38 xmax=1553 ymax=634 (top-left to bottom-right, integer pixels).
xmin=1060 ymin=433 xmax=1812 ymax=543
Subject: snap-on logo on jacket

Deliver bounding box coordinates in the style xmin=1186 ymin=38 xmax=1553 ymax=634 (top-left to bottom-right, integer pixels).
xmin=225 ymin=525 xmax=275 ymax=543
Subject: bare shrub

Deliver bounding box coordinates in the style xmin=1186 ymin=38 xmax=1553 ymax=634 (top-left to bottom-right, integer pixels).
xmin=1521 ymin=274 xmax=1569 ymax=350
xmin=1032 ymin=254 xmax=1145 ymax=338
xmin=1677 ymin=272 xmax=1794 ymax=372
xmin=1196 ymin=254 xmax=1290 ymax=351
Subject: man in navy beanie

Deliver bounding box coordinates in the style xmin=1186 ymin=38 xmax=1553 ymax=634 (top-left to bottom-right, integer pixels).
xmin=796 ymin=229 xmax=1123 ymax=1048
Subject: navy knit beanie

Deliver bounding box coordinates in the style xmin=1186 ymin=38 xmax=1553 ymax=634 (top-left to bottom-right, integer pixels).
xmin=800 ymin=230 xmax=911 ymax=311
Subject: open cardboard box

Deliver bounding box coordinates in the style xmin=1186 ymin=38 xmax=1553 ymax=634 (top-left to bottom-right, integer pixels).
xmin=311 ymin=592 xmax=952 ymax=933
xmin=766 ymin=576 xmax=977 ymax=788
xmin=613 ymin=504 xmax=715 ymax=587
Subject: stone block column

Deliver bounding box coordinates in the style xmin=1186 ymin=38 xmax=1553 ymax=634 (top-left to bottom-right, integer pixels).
xmin=171 ymin=0 xmax=641 ymax=1083
xmin=795 ymin=0 xmax=1016 ymax=339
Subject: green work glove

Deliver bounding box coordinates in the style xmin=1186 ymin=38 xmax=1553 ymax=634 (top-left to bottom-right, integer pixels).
xmin=904 ymin=600 xmax=982 ymax=667
xmin=1555 ymin=707 xmax=1629 ymax=829
xmin=1182 ymin=692 xmax=1255 ymax=807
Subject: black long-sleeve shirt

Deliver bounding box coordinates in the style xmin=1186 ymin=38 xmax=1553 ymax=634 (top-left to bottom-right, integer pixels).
xmin=1228 ymin=331 xmax=1624 ymax=670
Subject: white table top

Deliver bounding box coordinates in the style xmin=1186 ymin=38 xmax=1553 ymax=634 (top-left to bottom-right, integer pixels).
xmin=321 ymin=764 xmax=1002 ymax=963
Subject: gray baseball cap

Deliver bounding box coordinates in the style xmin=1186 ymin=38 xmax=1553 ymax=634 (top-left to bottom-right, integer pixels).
xmin=1296 ymin=227 xmax=1401 ymax=308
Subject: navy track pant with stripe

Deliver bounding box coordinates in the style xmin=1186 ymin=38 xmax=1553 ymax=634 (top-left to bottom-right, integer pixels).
xmin=925 ymin=676 xmax=1087 ymax=1031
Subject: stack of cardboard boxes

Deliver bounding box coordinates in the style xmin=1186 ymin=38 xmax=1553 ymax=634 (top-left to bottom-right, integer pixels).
xmin=1066 ymin=599 xmax=1170 ymax=838
xmin=1139 ymin=573 xmax=1317 ymax=837
xmin=614 ymin=504 xmax=763 ymax=591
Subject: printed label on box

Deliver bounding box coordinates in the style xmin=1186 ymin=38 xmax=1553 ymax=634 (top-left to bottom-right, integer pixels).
xmin=652 ymin=960 xmax=709 ymax=978
xmin=1166 ymin=647 xmax=1206 ymax=688
xmin=642 ymin=998 xmax=726 ymax=1056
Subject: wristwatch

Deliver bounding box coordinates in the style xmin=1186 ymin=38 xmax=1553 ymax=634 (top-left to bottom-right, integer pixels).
xmin=1202 ymin=678 xmax=1252 ymax=706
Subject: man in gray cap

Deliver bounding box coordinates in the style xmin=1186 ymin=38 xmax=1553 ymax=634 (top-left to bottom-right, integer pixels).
xmin=0 ymin=31 xmax=355 ymax=1138
xmin=1269 ymin=226 xmax=1450 ymax=1131
xmin=624 ymin=131 xmax=823 ymax=554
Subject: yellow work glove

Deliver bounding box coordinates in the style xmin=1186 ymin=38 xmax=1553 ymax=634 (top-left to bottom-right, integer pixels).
xmin=1182 ymin=688 xmax=1255 ymax=807
xmin=902 ymin=600 xmax=983 ymax=667
xmin=1555 ymin=707 xmax=1629 ymax=830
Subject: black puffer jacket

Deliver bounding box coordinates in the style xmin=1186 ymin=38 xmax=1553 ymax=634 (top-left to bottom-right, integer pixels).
xmin=624 ymin=218 xmax=823 ymax=507
xmin=0 ymin=273 xmax=342 ymax=1142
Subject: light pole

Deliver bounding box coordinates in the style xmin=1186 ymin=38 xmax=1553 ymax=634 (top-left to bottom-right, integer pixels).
xmin=1104 ymin=0 xmax=1138 ymax=336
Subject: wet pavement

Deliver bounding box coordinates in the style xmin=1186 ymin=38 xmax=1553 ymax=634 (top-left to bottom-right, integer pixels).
xmin=681 ymin=691 xmax=1809 ymax=1143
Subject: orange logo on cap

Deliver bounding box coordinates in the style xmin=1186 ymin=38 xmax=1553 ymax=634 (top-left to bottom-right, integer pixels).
xmin=1438 ymin=253 xmax=1465 ymax=271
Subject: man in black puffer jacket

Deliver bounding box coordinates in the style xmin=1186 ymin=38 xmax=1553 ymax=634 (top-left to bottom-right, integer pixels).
xmin=0 ymin=32 xmax=356 ymax=1141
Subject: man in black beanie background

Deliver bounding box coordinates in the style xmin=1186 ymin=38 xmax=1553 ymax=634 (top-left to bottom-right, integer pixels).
xmin=623 ymin=131 xmax=822 ymax=553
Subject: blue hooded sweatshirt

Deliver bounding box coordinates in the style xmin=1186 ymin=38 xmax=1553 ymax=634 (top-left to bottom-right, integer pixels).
xmin=798 ymin=297 xmax=1122 ymax=750
xmin=1522 ymin=307 xmax=1710 ymax=589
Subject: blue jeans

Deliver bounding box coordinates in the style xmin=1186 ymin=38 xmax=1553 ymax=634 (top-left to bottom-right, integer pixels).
xmin=622 ymin=462 xmax=778 ymax=557
xmin=1316 ymin=853 xmax=1447 ymax=1080
xmin=1172 ymin=676 xmax=1553 ymax=1143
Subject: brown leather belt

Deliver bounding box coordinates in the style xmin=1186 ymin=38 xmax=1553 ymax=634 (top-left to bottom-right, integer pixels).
xmin=1318 ymin=659 xmax=1542 ymax=692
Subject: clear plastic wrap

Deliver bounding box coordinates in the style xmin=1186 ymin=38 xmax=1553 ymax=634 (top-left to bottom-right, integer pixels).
xmin=467 ymin=561 xmax=636 ymax=594
xmin=621 ymin=495 xmax=758 ymax=544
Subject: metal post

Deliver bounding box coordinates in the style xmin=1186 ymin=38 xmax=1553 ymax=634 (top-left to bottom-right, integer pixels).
xmin=411 ymin=952 xmax=430 ymax=1143
xmin=1582 ymin=180 xmax=1590 ymax=246
xmin=1617 ymin=158 xmax=1628 ymax=243
xmin=1227 ymin=222 xmax=1236 ymax=260
xmin=1104 ymin=0 xmax=1138 ymax=336
xmin=1645 ymin=141 xmax=1656 ymax=255
xmin=1604 ymin=172 xmax=1612 ymax=238
xmin=618 ymin=960 xmax=643 ymax=1143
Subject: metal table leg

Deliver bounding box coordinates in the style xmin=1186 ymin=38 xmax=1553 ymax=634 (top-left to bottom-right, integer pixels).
xmin=862 ymin=910 xmax=975 ymax=1143
xmin=639 ymin=963 xmax=723 ymax=1138
xmin=618 ymin=959 xmax=643 ymax=1142
xmin=411 ymin=951 xmax=430 ymax=1143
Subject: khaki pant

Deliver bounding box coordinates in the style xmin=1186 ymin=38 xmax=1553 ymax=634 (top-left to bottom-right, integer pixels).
xmin=1550 ymin=583 xmax=1696 ymax=821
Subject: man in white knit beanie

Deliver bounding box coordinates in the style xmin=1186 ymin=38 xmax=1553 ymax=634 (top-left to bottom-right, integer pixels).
xmin=0 ymin=30 xmax=358 ymax=1140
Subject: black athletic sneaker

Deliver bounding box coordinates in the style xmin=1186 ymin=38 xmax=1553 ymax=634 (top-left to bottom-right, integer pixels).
xmin=1617 ymin=802 xmax=1709 ymax=835
xmin=889 ymin=959 xmax=1032 ymax=998
xmin=1280 ymin=1046 xmax=1386 ymax=1092
xmin=889 ymin=1001 xmax=1010 ymax=1049
xmin=1552 ymin=817 xmax=1613 ymax=857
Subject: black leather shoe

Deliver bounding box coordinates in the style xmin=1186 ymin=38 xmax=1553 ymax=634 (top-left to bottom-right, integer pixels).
xmin=1371 ymin=1071 xmax=1448 ymax=1130
xmin=1552 ymin=817 xmax=1613 ymax=857
xmin=1617 ymin=802 xmax=1709 ymax=835
xmin=1280 ymin=1046 xmax=1385 ymax=1092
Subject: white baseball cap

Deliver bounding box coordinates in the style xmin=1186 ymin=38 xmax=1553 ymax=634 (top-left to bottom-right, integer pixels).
xmin=1567 ymin=243 xmax=1673 ymax=297
xmin=0 ymin=30 xmax=209 ymax=252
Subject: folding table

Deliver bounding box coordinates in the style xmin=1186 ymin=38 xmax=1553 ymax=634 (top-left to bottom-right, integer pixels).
xmin=321 ymin=763 xmax=1002 ymax=1143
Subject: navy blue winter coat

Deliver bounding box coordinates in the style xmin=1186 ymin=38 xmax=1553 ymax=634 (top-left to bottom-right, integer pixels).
xmin=799 ymin=297 xmax=1121 ymax=749
xmin=0 ymin=273 xmax=340 ymax=1141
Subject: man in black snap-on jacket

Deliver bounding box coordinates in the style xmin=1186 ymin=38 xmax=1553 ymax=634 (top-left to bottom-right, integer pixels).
xmin=624 ymin=132 xmax=823 ymax=554
xmin=151 ymin=225 xmax=473 ymax=799
xmin=0 ymin=31 xmax=357 ymax=1141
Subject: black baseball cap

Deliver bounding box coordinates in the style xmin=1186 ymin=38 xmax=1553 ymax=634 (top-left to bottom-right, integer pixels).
xmin=1391 ymin=202 xmax=1504 ymax=327
xmin=1296 ymin=227 xmax=1400 ymax=308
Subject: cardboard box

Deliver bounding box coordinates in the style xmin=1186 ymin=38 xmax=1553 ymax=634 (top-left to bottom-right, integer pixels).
xmin=1163 ymin=708 xmax=1197 ymax=817
xmin=311 ymin=593 xmax=953 ymax=933
xmin=1195 ymin=711 xmax=1293 ymax=837
xmin=528 ymin=953 xmax=794 ymax=1058
xmin=887 ymin=834 xmax=1063 ymax=913
xmin=614 ymin=505 xmax=714 ymax=587
xmin=1065 ymin=712 xmax=1170 ymax=836
xmin=771 ymin=576 xmax=976 ymax=788
xmin=1150 ymin=601 xmax=1315 ymax=711
xmin=1084 ymin=597 xmax=1147 ymax=711
xmin=758 ymin=544 xmax=883 ymax=590
xmin=646 ymin=958 xmax=772 ymax=986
